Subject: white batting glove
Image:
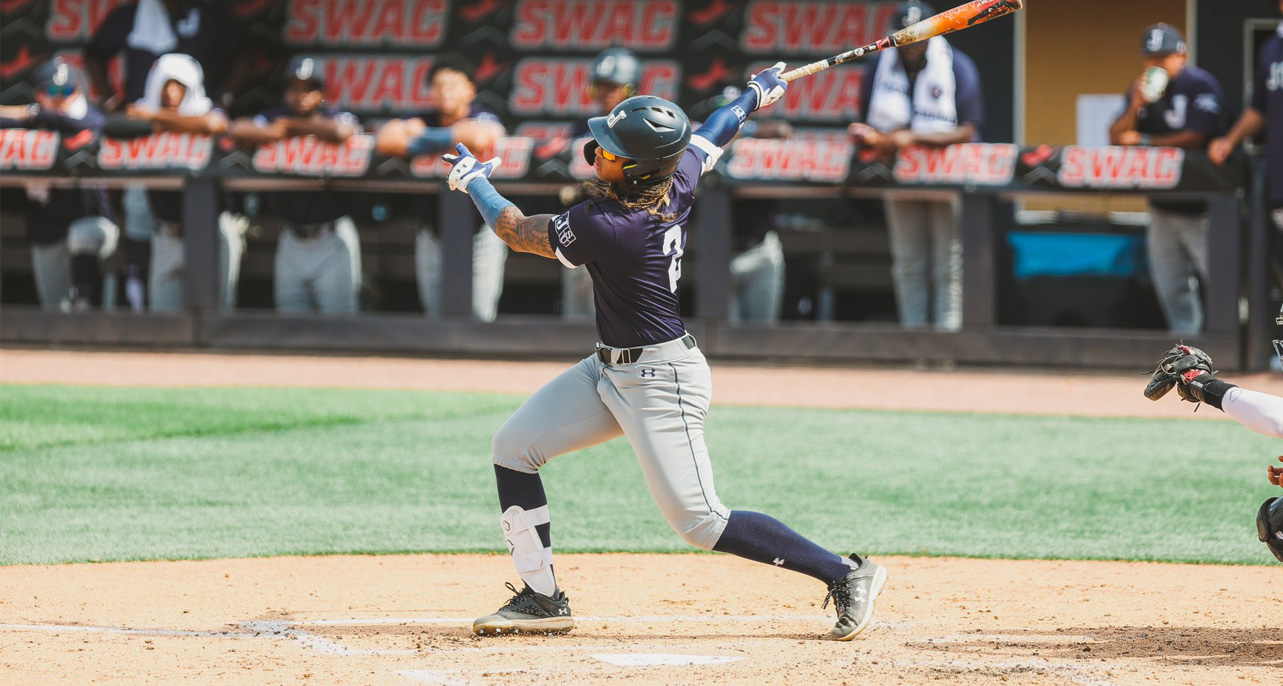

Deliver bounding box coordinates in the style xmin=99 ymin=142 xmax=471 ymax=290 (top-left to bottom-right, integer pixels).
xmin=747 ymin=62 xmax=788 ymax=111
xmin=442 ymin=143 xmax=502 ymax=194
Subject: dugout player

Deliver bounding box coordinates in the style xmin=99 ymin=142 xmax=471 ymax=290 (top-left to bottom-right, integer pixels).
xmin=125 ymin=53 xmax=244 ymax=311
xmin=1110 ymin=24 xmax=1224 ymax=335
xmin=229 ymin=57 xmax=362 ymax=314
xmin=849 ymin=0 xmax=984 ymax=331
xmin=1146 ymin=341 xmax=1283 ymax=563
xmin=86 ymin=0 xmax=249 ymax=311
xmin=441 ymin=66 xmax=888 ymax=640
xmin=0 ymin=58 xmax=118 ymax=311
xmin=1209 ymin=2 xmax=1283 ymax=232
xmin=375 ymin=54 xmax=508 ymax=321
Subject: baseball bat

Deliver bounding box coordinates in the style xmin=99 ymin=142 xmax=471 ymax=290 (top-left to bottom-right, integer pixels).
xmin=780 ymin=0 xmax=1025 ymax=82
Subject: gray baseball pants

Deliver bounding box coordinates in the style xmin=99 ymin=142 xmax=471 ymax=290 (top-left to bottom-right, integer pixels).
xmin=1147 ymin=204 xmax=1209 ymax=335
xmin=275 ymin=216 xmax=361 ymax=314
xmin=491 ymin=336 xmax=730 ymax=550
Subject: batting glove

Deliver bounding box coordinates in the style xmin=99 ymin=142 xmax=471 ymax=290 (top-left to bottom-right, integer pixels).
xmin=747 ymin=62 xmax=788 ymax=112
xmin=442 ymin=143 xmax=502 ymax=194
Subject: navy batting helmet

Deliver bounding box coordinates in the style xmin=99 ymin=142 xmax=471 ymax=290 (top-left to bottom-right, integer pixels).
xmin=583 ymin=95 xmax=691 ymax=186
xmin=590 ymin=47 xmax=641 ymax=88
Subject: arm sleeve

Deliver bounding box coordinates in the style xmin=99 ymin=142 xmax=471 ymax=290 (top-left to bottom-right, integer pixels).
xmin=953 ymin=53 xmax=985 ymax=130
xmin=86 ymin=6 xmax=132 ymax=57
xmin=31 ymin=108 xmax=104 ymax=135
xmin=692 ymin=89 xmax=758 ymax=148
xmin=1251 ymin=49 xmax=1270 ymax=114
xmin=1183 ymin=79 xmax=1223 ymax=136
xmin=547 ymin=200 xmax=618 ymax=268
xmin=1222 ymin=387 xmax=1283 ymax=439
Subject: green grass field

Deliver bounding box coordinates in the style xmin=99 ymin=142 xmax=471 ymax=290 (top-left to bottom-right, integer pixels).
xmin=2 ymin=384 xmax=1279 ymax=566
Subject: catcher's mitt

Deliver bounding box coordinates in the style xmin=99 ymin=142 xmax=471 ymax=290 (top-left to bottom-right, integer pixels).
xmin=1144 ymin=345 xmax=1215 ymax=403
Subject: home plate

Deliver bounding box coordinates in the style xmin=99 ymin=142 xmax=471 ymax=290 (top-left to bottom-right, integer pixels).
xmin=591 ymin=653 xmax=743 ymax=666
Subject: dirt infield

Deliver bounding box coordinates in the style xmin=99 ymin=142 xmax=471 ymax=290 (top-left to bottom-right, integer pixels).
xmin=1 ymin=349 xmax=1280 ymax=685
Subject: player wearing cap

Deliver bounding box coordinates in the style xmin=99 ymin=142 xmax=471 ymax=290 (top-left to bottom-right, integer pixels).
xmin=1210 ymin=2 xmax=1283 ymax=233
xmin=229 ymin=56 xmax=363 ymax=314
xmin=0 ymin=58 xmax=118 ymax=312
xmin=124 ymin=53 xmax=241 ymax=311
xmin=849 ymin=0 xmax=984 ymax=332
xmin=1110 ymin=23 xmax=1224 ymax=335
xmin=376 ymin=54 xmax=508 ymax=321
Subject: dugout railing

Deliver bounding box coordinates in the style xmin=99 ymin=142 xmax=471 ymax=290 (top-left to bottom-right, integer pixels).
xmin=0 ymin=143 xmax=1271 ymax=371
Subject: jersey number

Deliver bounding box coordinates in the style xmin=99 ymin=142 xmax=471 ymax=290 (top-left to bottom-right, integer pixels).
xmin=663 ymin=225 xmax=684 ymax=293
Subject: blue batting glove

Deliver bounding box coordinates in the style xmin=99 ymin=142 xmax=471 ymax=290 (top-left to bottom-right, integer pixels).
xmin=747 ymin=62 xmax=788 ymax=111
xmin=442 ymin=143 xmax=502 ymax=194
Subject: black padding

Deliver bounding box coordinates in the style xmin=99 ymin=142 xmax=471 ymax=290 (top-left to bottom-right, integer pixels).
xmin=1257 ymin=498 xmax=1283 ymax=563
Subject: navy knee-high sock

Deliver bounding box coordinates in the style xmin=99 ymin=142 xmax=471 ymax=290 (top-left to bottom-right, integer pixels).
xmin=493 ymin=465 xmax=558 ymax=594
xmin=713 ymin=510 xmax=858 ymax=583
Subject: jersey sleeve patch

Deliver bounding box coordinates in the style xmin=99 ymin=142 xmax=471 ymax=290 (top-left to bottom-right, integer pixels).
xmin=548 ymin=202 xmax=615 ymax=268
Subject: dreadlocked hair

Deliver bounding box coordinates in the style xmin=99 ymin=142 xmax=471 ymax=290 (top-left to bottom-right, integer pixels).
xmin=582 ymin=177 xmax=677 ymax=222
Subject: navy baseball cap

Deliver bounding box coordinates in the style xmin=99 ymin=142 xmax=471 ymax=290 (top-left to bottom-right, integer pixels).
xmin=894 ymin=1 xmax=935 ymax=28
xmin=1140 ymin=23 xmax=1187 ymax=56
xmin=284 ymin=55 xmax=325 ymax=90
xmin=32 ymin=58 xmax=79 ymax=95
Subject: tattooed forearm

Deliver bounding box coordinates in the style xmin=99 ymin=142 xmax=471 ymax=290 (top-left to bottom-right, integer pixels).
xmin=493 ymin=208 xmax=556 ymax=259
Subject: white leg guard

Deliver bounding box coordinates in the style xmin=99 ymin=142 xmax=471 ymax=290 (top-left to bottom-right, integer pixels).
xmin=501 ymin=505 xmax=556 ymax=596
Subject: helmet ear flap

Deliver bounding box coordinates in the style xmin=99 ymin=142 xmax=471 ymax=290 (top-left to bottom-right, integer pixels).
xmin=582 ymin=140 xmax=599 ymax=166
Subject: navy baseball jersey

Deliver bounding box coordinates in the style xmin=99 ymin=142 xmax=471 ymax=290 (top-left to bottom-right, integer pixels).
xmin=1252 ymin=25 xmax=1283 ymax=206
xmin=1132 ymin=66 xmax=1223 ymax=138
xmin=1133 ymin=66 xmax=1223 ymax=214
xmin=549 ymin=143 xmax=717 ymax=347
xmin=0 ymin=100 xmax=112 ymax=244
xmin=86 ymin=0 xmax=243 ymax=104
xmin=255 ymin=106 xmax=361 ymax=224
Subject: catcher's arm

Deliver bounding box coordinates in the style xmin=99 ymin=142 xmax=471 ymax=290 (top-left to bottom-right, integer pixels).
xmin=1144 ymin=345 xmax=1236 ymax=409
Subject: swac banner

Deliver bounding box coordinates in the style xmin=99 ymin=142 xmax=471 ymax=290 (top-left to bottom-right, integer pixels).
xmin=252 ymin=134 xmax=375 ymax=176
xmin=283 ymin=0 xmax=450 ymax=47
xmin=510 ymin=0 xmax=681 ymax=51
xmin=894 ymin=144 xmax=1020 ymax=186
xmin=726 ymin=137 xmax=854 ymax=183
xmin=509 ymin=57 xmax=681 ymax=117
xmin=0 ymin=129 xmax=61 ymax=170
xmin=98 ymin=133 xmax=213 ymax=171
xmin=1056 ymin=146 xmax=1185 ymax=190
xmin=740 ymin=0 xmax=900 ymax=56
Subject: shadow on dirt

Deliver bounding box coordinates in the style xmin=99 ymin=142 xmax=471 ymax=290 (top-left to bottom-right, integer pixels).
xmin=910 ymin=626 xmax=1283 ymax=667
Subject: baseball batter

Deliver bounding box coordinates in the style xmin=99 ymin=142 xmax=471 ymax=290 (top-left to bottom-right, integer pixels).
xmin=441 ymin=65 xmax=887 ymax=641
xmin=1145 ymin=342 xmax=1283 ymax=563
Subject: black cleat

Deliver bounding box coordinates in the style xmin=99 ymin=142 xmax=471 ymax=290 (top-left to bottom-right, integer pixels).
xmin=823 ymin=555 xmax=888 ymax=640
xmin=473 ymin=582 xmax=574 ymax=636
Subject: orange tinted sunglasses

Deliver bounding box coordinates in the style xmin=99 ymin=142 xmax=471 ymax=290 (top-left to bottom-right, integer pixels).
xmin=598 ymin=147 xmax=618 ymax=162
